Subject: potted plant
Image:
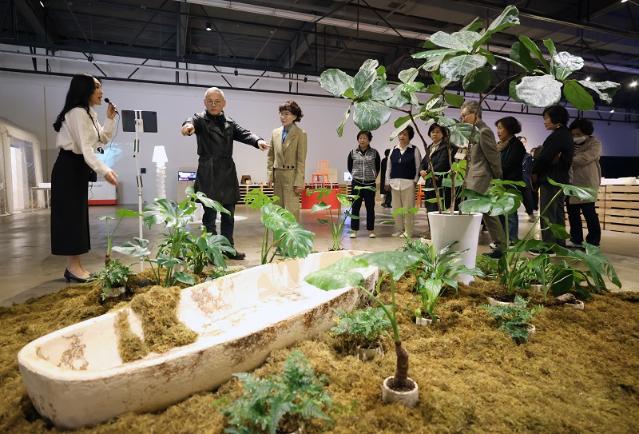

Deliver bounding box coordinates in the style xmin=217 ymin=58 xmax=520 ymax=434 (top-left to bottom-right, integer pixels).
xmin=223 ymin=351 xmax=332 ymax=434
xmin=330 ymin=306 xmax=391 ymax=361
xmin=89 ymin=259 xmax=131 ymax=302
xmin=319 ymin=5 xmax=619 ymax=279
xmin=244 ymin=188 xmax=315 ymax=264
xmin=482 ymin=295 xmax=542 ymax=344
xmin=306 ymin=250 xmax=421 ymax=407
xmin=98 ymin=208 xmax=138 ymax=265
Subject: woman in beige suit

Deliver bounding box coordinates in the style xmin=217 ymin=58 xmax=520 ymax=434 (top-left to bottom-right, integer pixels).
xmin=267 ymin=101 xmax=307 ymax=221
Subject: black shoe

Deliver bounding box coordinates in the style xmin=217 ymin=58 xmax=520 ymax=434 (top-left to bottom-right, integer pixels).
xmin=64 ymin=269 xmax=88 ymax=283
xmin=224 ymin=251 xmax=246 ymax=260
xmin=482 ymin=250 xmax=503 ymax=259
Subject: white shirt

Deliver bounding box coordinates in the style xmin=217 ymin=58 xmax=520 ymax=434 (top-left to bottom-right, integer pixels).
xmin=386 ymin=143 xmax=422 ymax=191
xmin=56 ymin=107 xmax=114 ymax=176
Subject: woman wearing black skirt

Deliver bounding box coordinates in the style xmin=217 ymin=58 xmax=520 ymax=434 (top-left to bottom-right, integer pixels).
xmin=51 ymin=74 xmax=119 ymax=282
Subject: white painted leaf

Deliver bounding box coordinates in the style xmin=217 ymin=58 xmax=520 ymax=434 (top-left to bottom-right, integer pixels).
xmin=430 ymin=30 xmax=481 ymax=52
xmin=578 ymin=80 xmax=620 ymax=104
xmin=352 ymin=100 xmax=391 ymax=131
xmin=553 ymin=52 xmax=584 ymax=80
xmin=515 ymin=74 xmax=562 ymax=107
xmin=398 ymin=67 xmax=419 ymax=84
xmin=320 ymin=69 xmax=354 ymax=97
xmin=440 ymin=54 xmax=487 ymax=82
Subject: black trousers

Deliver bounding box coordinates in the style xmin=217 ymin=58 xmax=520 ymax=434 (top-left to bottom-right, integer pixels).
xmin=567 ymin=202 xmax=601 ymax=246
xmin=383 ymin=189 xmax=392 ymax=207
xmin=203 ymin=202 xmax=236 ymax=245
xmin=51 ymin=150 xmax=91 ymax=255
xmin=539 ymin=183 xmax=566 ymax=246
xmin=351 ymin=180 xmax=376 ymax=231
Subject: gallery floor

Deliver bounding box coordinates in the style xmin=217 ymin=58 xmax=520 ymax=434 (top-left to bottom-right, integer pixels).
xmin=1 ymin=205 xmax=637 ymax=306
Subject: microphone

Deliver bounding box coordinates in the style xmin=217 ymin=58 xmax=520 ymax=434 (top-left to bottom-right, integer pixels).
xmin=104 ymin=98 xmax=118 ymax=115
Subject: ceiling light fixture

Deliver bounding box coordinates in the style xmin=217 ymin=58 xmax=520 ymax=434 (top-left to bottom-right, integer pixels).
xmin=630 ymin=80 xmax=638 ymax=87
xmin=610 ymin=108 xmax=615 ymax=113
xmin=585 ymin=76 xmax=591 ymax=81
xmin=492 ymin=65 xmax=497 ymax=70
xmin=621 ymin=0 xmax=628 ymax=3
xmin=205 ymin=22 xmax=212 ymax=31
xmin=39 ymin=0 xmax=44 ymax=7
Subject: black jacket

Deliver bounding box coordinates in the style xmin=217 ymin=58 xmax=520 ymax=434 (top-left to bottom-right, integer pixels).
xmin=185 ymin=111 xmax=261 ymax=203
xmin=419 ymin=141 xmax=457 ymax=179
xmin=532 ymin=126 xmax=573 ymax=184
xmin=500 ymin=136 xmax=526 ymax=181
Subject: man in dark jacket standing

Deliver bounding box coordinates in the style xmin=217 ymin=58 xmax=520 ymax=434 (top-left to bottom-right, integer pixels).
xmin=181 ymin=87 xmax=269 ymax=260
xmin=532 ymin=105 xmax=573 ymax=247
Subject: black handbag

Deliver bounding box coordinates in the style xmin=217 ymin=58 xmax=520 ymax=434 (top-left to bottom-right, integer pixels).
xmin=88 ymin=168 xmax=97 ymax=182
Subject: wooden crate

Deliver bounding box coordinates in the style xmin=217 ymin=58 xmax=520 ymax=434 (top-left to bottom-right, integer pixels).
xmin=599 ymin=185 xmax=639 ymax=234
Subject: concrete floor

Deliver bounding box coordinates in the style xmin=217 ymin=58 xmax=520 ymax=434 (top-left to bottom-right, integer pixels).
xmin=1 ymin=205 xmax=637 ymax=306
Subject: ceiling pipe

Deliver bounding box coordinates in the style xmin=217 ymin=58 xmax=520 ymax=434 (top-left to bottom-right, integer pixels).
xmin=179 ymin=0 xmax=639 ymax=75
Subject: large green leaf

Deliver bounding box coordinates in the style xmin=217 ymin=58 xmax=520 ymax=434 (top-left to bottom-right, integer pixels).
xmin=359 ymin=251 xmax=420 ymax=281
xmin=440 ymin=54 xmax=487 ymax=81
xmin=353 ymin=59 xmax=379 ymax=97
xmin=474 ymin=5 xmax=520 ymax=48
xmin=563 ymin=80 xmax=594 ymax=111
xmin=115 ymin=208 xmax=139 ymax=219
xmin=508 ymin=79 xmax=522 ymax=101
xmin=510 ymin=41 xmax=535 ymax=72
xmin=304 ymin=256 xmax=368 ymax=290
xmin=518 ymin=36 xmax=548 ymax=70
xmin=444 ymin=92 xmax=465 ymax=107
xmin=430 ymin=30 xmax=481 ymax=51
xmin=319 ymin=69 xmax=354 ymax=97
xmin=352 ymin=100 xmax=391 ymax=131
xmin=547 ymin=178 xmax=597 ymax=202
xmin=371 ymin=80 xmax=393 ymax=100
xmin=113 ymin=237 xmax=151 ymax=258
xmin=462 ymin=67 xmax=492 ymax=93
xmin=543 ymin=39 xmax=557 ymax=57
xmin=275 ymin=224 xmax=314 ymax=259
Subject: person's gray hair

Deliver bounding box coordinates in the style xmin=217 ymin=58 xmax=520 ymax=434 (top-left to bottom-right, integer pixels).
xmin=461 ymin=100 xmax=482 ymax=118
xmin=204 ymin=87 xmax=225 ymax=100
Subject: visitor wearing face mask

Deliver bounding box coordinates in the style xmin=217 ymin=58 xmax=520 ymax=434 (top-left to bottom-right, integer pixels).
xmin=566 ymin=118 xmax=601 ymax=247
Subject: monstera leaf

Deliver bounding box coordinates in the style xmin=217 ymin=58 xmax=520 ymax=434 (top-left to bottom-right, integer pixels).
xmin=515 ymin=74 xmax=562 ymax=107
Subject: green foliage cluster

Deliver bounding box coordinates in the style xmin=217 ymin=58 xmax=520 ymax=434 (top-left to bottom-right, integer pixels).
xmin=309 ymin=185 xmax=373 ymax=251
xmin=404 ymin=239 xmax=481 ymax=320
xmin=90 ymin=259 xmax=131 ymax=301
xmin=244 ymin=188 xmax=314 ymax=264
xmin=482 ymin=296 xmax=542 ymax=344
xmin=330 ymin=306 xmax=391 ymax=350
xmin=113 ymin=187 xmax=234 ymax=286
xmin=223 ymin=351 xmax=332 ymax=434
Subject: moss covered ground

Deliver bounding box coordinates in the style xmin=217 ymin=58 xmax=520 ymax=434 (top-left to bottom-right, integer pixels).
xmin=1 ymin=273 xmax=638 ymax=433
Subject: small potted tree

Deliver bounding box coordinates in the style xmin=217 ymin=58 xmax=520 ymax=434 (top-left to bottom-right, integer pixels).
xmin=306 ymin=250 xmax=421 ymax=407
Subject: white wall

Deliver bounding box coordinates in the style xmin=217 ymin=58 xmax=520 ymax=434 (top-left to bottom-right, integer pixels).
xmin=0 ymin=70 xmax=638 ymax=205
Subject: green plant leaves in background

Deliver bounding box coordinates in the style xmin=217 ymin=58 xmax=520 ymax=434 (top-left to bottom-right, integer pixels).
xmin=462 ymin=67 xmax=492 ymax=93
xmin=563 ymin=80 xmax=595 ymax=110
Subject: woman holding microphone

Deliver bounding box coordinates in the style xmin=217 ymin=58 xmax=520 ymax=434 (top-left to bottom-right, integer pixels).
xmin=51 ymin=74 xmax=119 ymax=282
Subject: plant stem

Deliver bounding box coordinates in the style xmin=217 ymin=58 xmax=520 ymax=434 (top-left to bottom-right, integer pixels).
xmin=409 ymin=112 xmax=442 ymax=212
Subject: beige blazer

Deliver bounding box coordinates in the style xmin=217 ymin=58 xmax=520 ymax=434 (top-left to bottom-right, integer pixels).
xmin=464 ymin=119 xmax=502 ymax=194
xmin=267 ymin=123 xmax=308 ymax=187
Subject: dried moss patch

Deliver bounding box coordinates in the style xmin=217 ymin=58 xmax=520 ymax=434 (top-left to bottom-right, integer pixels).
xmin=114 ymin=311 xmax=148 ymax=362
xmin=129 ymin=286 xmax=197 ymax=354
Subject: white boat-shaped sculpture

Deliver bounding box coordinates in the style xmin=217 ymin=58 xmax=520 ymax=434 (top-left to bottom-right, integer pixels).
xmin=18 ymin=250 xmax=376 ymax=429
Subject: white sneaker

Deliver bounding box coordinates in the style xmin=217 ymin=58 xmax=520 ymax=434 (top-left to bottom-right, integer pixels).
xmin=489 ymin=242 xmax=497 ymax=250
xmin=368 ymin=232 xmax=376 ymax=238
xmin=349 ymin=231 xmax=357 ymax=238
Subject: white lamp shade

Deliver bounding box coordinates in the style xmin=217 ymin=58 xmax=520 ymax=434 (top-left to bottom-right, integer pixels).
xmin=152 ymin=145 xmax=168 ymax=164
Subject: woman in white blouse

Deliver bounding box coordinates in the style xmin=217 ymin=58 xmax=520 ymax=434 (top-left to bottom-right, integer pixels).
xmin=51 ymin=74 xmax=119 ymax=283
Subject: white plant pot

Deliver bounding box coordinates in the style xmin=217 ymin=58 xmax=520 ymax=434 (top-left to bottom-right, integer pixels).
xmin=486 ymin=296 xmax=515 ymax=307
xmin=427 ymin=212 xmax=483 ymax=285
xmin=415 ymin=317 xmax=432 ymax=326
xmin=381 ymin=376 xmax=419 ymax=407
xmin=356 ymin=344 xmax=383 ymax=361
xmin=529 ymin=283 xmax=543 ymax=292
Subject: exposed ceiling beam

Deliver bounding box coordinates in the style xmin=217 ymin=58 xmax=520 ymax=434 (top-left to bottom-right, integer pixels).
xmin=15 ymin=0 xmax=53 ymax=42
xmin=176 ymin=1 xmax=190 ymax=59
